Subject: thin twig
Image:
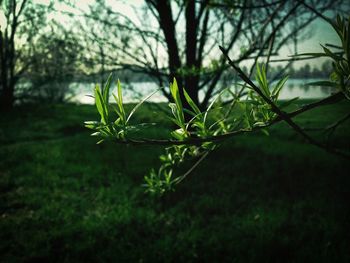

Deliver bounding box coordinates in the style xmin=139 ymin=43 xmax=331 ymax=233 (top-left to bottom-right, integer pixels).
xmin=296 ymin=0 xmax=332 ymax=23
xmin=303 ymin=112 xmax=350 ymax=132
xmin=327 ymin=112 xmax=350 ymax=131
xmin=174 ymin=151 xmax=210 ymax=185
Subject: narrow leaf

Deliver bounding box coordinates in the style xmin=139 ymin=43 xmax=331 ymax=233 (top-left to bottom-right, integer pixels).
xmin=117 ymin=79 xmax=123 ymax=110
xmin=103 ymin=73 xmax=113 ymax=104
xmin=272 ymin=76 xmax=288 ymax=98
xmin=94 ymin=84 xmax=107 ymax=124
xmin=203 ymin=88 xmax=228 ymax=125
xmin=126 ymin=88 xmax=161 ymax=124
xmin=170 ymin=78 xmax=184 ymax=126
xmin=183 ymin=88 xmax=201 ymax=115
xmin=112 ymin=94 xmax=126 ymax=123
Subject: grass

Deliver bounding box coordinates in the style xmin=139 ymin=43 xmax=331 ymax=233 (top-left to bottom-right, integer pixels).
xmin=0 ymin=100 xmax=350 ymax=262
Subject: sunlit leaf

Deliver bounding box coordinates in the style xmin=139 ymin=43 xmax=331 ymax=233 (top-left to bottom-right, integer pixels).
xmin=255 ymin=63 xmax=269 ymax=96
xmin=94 ymin=84 xmax=107 ymax=124
xmin=170 ymin=78 xmax=185 ymax=126
xmin=103 ymin=73 xmax=113 ymax=104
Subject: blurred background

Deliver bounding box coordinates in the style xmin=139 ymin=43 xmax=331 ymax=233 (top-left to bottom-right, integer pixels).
xmin=1 ymin=1 xmax=350 ymax=262
xmin=1 ymin=0 xmax=349 ymax=108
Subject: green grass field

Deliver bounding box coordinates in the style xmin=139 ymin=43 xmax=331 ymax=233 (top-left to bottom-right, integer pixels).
xmin=0 ymin=100 xmax=350 ymax=262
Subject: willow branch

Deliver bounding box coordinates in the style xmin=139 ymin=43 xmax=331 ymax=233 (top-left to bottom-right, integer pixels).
xmin=106 ymin=91 xmax=344 ymax=146
xmin=219 ymin=45 xmax=349 ymax=160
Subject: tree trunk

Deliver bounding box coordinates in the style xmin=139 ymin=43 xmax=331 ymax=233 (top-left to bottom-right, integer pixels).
xmin=0 ymin=84 xmax=15 ymax=111
xmin=184 ymin=0 xmax=200 ymax=107
xmin=153 ymin=0 xmax=182 ymax=82
xmin=0 ymin=30 xmax=12 ymax=110
xmin=0 ymin=21 xmax=15 ymax=110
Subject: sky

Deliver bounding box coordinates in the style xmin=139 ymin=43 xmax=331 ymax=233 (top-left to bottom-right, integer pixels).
xmin=299 ymin=19 xmax=339 ymax=53
xmin=277 ymin=16 xmax=340 ymax=68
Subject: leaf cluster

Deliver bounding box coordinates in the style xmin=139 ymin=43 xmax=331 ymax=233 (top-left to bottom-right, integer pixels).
xmin=85 ymin=74 xmax=157 ymax=143
xmin=245 ymin=63 xmax=295 ymax=130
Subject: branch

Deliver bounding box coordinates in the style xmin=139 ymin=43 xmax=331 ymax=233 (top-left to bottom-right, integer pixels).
xmin=207 ymin=0 xmax=284 ymax=9
xmin=296 ymin=0 xmax=332 ymax=23
xmin=288 ymin=92 xmax=344 ymax=119
xmin=105 ymin=92 xmax=345 ymax=146
xmin=219 ymin=45 xmax=349 ymax=160
xmin=326 ymin=112 xmax=350 ymax=131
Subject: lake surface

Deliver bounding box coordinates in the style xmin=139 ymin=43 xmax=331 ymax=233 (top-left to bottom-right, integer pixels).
xmin=70 ymin=79 xmax=334 ymax=104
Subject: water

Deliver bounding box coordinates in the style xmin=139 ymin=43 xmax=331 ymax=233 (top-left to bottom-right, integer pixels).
xmin=70 ymin=82 xmax=166 ymax=104
xmin=277 ymin=79 xmax=333 ymax=100
xmin=69 ymin=79 xmax=334 ymax=104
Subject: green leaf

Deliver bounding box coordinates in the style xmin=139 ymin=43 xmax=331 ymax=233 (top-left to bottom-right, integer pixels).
xmin=112 ymin=95 xmax=125 ymax=124
xmin=94 ymin=85 xmax=103 ymax=116
xmin=169 ymin=103 xmax=179 ymax=119
xmin=166 ymin=116 xmax=182 ymax=127
xmin=272 ymin=76 xmax=288 ymax=99
xmin=261 ymin=128 xmax=270 ymax=136
xmin=112 ymin=80 xmax=126 ymax=125
xmin=185 ymin=111 xmax=204 ymax=129
xmin=94 ymin=84 xmax=108 ymax=124
xmin=291 ymin=52 xmax=330 ymax=58
xmin=103 ymin=73 xmax=113 ymax=104
xmin=126 ymin=88 xmax=161 ymax=124
xmin=320 ymin=44 xmax=340 ymax=60
xmin=117 ymin=79 xmax=125 ymax=116
xmin=256 ymin=63 xmax=269 ymax=96
xmin=170 ymin=78 xmax=181 ymax=107
xmin=114 ymin=118 xmax=121 ymax=126
xmin=84 ymin=121 xmax=100 ymax=129
xmin=170 ymin=78 xmax=184 ymax=125
xmin=183 ymin=108 xmax=197 ymax=117
xmin=203 ymin=88 xmax=228 ymax=125
xmin=117 ymin=79 xmax=123 ymax=106
xmin=171 ymin=129 xmax=187 ymax=140
xmin=183 ymin=88 xmax=201 ymax=115
xmin=96 ymin=139 xmax=104 ymax=144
